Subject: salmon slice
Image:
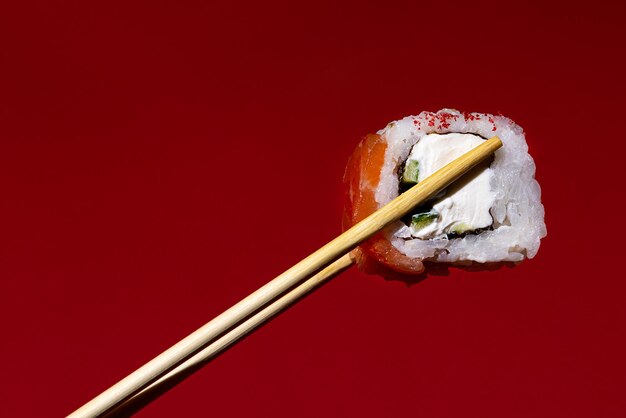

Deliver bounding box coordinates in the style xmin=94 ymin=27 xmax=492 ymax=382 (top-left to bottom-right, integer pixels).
xmin=343 ymin=133 xmax=425 ymax=276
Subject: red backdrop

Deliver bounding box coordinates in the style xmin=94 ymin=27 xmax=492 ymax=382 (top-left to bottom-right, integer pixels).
xmin=1 ymin=1 xmax=625 ymax=417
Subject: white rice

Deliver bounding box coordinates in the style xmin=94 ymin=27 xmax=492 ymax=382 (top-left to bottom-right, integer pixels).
xmin=374 ymin=109 xmax=546 ymax=263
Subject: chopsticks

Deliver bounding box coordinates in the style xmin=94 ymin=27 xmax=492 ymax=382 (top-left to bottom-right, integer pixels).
xmin=103 ymin=254 xmax=354 ymax=417
xmin=68 ymin=136 xmax=502 ymax=418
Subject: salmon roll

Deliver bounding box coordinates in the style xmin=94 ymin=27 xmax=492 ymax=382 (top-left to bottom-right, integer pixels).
xmin=343 ymin=109 xmax=546 ymax=276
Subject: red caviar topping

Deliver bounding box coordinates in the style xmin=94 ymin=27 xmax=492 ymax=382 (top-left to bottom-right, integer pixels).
xmin=437 ymin=112 xmax=458 ymax=130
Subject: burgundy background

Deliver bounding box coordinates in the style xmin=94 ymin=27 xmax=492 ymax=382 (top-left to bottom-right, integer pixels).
xmin=1 ymin=1 xmax=625 ymax=417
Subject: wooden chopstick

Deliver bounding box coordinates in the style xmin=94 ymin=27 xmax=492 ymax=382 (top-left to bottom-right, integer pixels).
xmin=102 ymin=254 xmax=354 ymax=417
xmin=67 ymin=136 xmax=502 ymax=418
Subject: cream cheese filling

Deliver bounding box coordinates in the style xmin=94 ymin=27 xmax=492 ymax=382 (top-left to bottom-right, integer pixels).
xmin=404 ymin=133 xmax=496 ymax=239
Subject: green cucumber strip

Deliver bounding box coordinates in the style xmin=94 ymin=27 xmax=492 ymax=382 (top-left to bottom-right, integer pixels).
xmin=402 ymin=160 xmax=419 ymax=184
xmin=449 ymin=222 xmax=473 ymax=234
xmin=411 ymin=211 xmax=438 ymax=230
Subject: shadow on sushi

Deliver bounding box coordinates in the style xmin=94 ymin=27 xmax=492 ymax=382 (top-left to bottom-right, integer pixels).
xmin=355 ymin=251 xmax=517 ymax=286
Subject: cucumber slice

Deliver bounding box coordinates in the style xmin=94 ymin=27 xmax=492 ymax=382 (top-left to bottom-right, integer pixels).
xmin=402 ymin=160 xmax=419 ymax=184
xmin=411 ymin=211 xmax=438 ymax=231
xmin=449 ymin=222 xmax=473 ymax=234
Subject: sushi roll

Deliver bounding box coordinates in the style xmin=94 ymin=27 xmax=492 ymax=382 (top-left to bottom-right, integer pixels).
xmin=343 ymin=109 xmax=546 ymax=276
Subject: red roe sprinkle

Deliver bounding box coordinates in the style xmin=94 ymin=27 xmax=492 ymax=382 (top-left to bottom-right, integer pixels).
xmin=462 ymin=112 xmax=486 ymax=122
xmin=463 ymin=112 xmax=476 ymax=121
xmin=437 ymin=112 xmax=458 ymax=130
xmin=424 ymin=113 xmax=436 ymax=127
